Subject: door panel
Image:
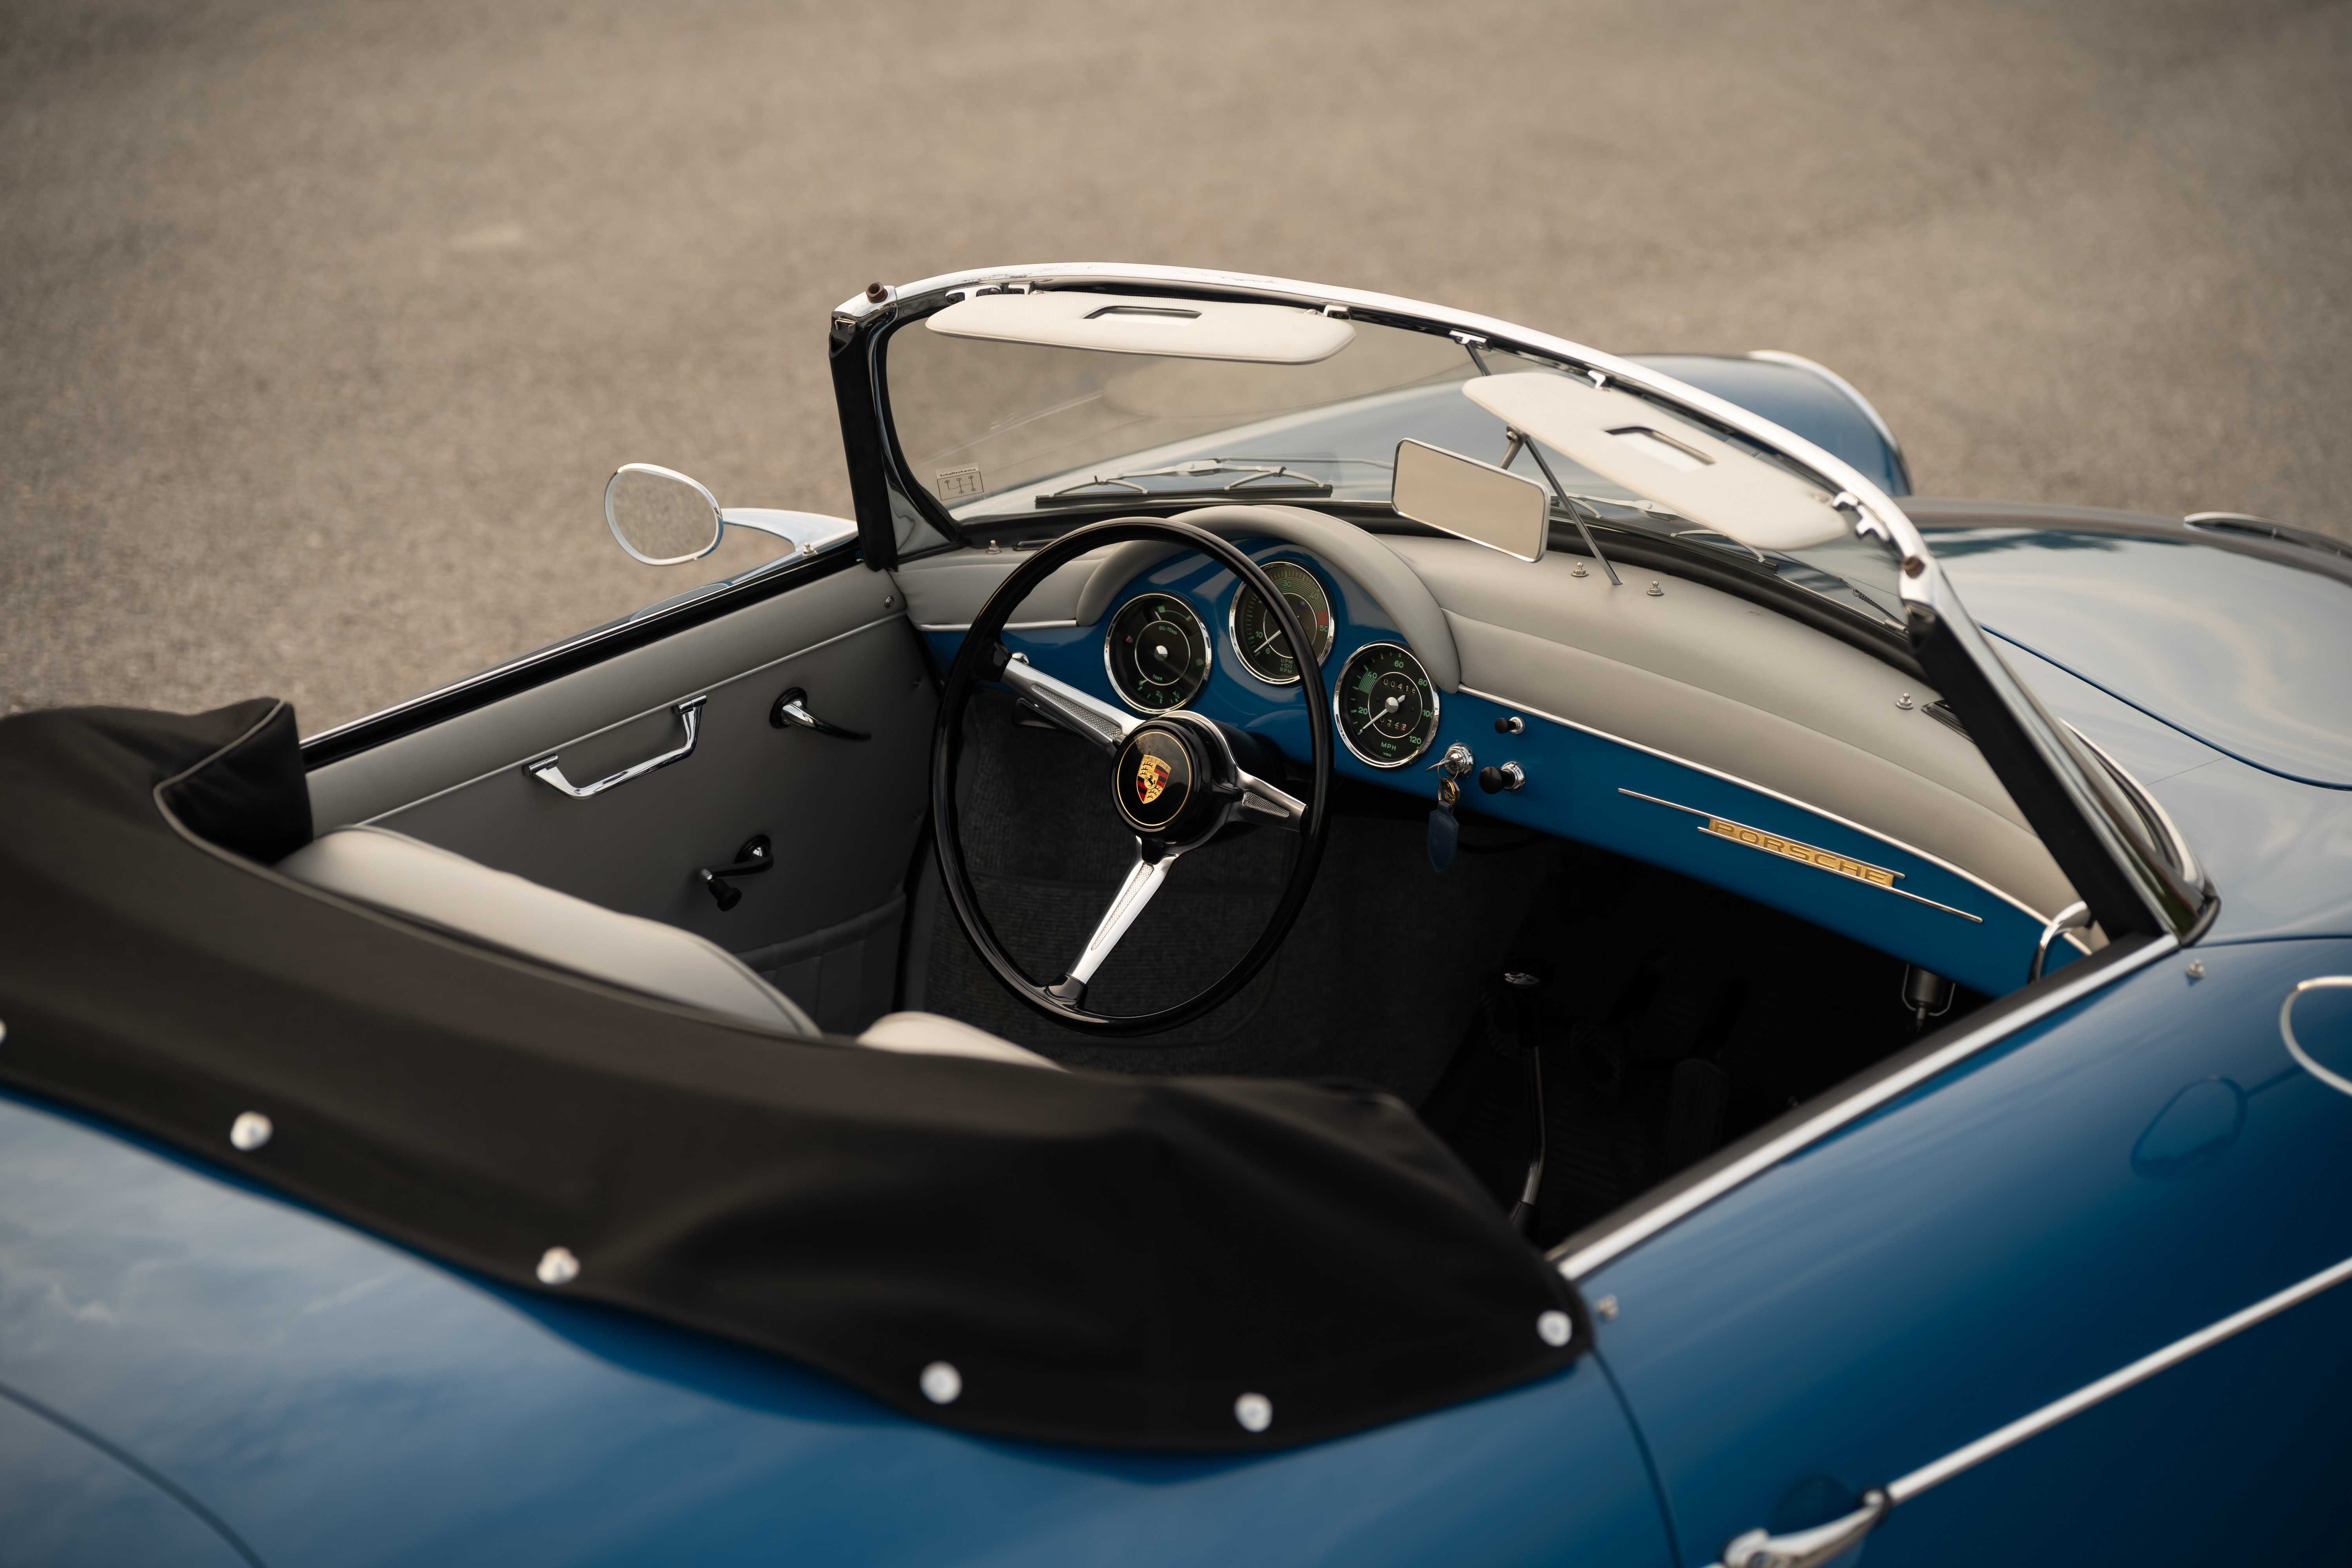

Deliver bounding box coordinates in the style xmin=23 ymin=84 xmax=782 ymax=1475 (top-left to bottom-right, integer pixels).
xmin=1581 ymin=936 xmax=2352 ymax=1563
xmin=303 ymin=564 xmax=934 ymax=1033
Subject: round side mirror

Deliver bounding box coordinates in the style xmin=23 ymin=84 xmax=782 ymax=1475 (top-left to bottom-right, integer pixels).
xmin=606 ymin=464 xmax=723 ymax=565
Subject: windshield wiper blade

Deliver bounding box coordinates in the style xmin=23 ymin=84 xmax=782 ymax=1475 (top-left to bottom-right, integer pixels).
xmin=1039 ymin=459 xmax=1336 ymax=506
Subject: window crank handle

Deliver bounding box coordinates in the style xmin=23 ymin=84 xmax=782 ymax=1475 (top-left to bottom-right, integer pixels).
xmin=698 ymin=834 xmax=775 ymax=913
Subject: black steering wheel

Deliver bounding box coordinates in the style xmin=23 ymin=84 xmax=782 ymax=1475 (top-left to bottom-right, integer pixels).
xmin=931 ymin=517 xmax=1335 ymax=1036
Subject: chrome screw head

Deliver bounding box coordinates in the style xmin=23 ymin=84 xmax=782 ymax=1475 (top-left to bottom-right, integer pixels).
xmin=1233 ymin=1392 xmax=1272 ymax=1432
xmin=2186 ymin=959 xmax=2207 ymax=980
xmin=920 ymin=1361 xmax=963 ymax=1405
xmin=1537 ymin=1310 xmax=1572 ymax=1346
xmin=536 ymin=1247 xmax=581 ymax=1286
xmin=229 ymin=1112 xmax=273 ymax=1151
xmin=1594 ymin=1294 xmax=1620 ymax=1321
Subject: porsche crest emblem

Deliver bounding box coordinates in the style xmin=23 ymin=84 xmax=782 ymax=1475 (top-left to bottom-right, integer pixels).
xmin=1135 ymin=753 xmax=1172 ymax=806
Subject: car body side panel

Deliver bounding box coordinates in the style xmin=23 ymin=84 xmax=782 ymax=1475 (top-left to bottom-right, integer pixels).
xmin=1997 ymin=638 xmax=2352 ymax=944
xmin=0 ymin=1093 xmax=1673 ymax=1568
xmin=1918 ymin=521 xmax=2352 ymax=789
xmin=0 ymin=1388 xmax=253 ymax=1568
xmin=1585 ymin=937 xmax=2352 ymax=1563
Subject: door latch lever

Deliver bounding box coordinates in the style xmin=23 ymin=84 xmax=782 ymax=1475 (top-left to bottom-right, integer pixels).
xmin=770 ymin=688 xmax=869 ymax=740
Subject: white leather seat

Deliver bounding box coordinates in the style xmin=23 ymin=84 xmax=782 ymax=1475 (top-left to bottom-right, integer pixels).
xmin=278 ymin=826 xmax=1056 ymax=1068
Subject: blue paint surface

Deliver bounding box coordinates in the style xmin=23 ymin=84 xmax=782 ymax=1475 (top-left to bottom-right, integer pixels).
xmin=1584 ymin=935 xmax=2352 ymax=1563
xmin=0 ymin=1093 xmax=1671 ymax=1567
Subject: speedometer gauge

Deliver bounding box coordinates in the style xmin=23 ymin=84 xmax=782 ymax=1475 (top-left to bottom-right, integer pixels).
xmin=1105 ymin=594 xmax=1210 ymax=713
xmin=1334 ymin=642 xmax=1439 ymax=767
xmin=1229 ymin=560 xmax=1335 ymax=685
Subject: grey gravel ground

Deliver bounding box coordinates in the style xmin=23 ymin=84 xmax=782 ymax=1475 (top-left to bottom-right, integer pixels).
xmin=4 ymin=0 xmax=2347 ymax=733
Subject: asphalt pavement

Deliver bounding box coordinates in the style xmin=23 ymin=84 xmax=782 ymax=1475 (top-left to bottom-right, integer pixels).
xmin=4 ymin=0 xmax=2347 ymax=732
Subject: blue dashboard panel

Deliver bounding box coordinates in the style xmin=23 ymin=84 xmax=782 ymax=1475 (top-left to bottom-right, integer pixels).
xmin=941 ymin=538 xmax=2059 ymax=997
xmin=0 ymin=1092 xmax=1674 ymax=1568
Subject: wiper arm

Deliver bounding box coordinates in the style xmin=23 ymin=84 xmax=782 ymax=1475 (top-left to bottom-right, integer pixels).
xmin=1040 ymin=459 xmax=1335 ymax=507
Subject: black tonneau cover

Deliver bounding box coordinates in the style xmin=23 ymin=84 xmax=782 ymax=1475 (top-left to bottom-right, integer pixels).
xmin=0 ymin=700 xmax=1581 ymax=1449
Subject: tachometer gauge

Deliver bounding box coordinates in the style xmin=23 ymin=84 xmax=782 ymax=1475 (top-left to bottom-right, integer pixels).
xmin=1334 ymin=642 xmax=1440 ymax=767
xmin=1229 ymin=559 xmax=1336 ymax=685
xmin=1105 ymin=593 xmax=1211 ymax=713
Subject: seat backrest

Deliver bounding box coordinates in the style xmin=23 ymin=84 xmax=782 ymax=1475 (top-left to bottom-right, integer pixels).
xmin=278 ymin=826 xmax=818 ymax=1034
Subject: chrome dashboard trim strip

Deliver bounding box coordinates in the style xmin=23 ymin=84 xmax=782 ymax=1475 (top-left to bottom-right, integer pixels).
xmin=1619 ymin=788 xmax=1984 ymax=921
xmin=1886 ymin=1249 xmax=2352 ymax=1502
xmin=1461 ymin=684 xmax=2080 ymax=946
xmin=913 ymin=618 xmax=1080 ymax=633
xmin=1552 ymin=930 xmax=2177 ymax=1279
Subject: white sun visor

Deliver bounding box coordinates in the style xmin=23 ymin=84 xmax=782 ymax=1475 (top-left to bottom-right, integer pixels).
xmin=1461 ymin=372 xmax=1851 ymax=552
xmin=924 ymin=292 xmax=1356 ymax=365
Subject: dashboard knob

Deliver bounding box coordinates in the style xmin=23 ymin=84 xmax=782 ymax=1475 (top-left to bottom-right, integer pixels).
xmin=1494 ymin=716 xmax=1526 ymax=734
xmin=1478 ymin=762 xmax=1526 ymax=795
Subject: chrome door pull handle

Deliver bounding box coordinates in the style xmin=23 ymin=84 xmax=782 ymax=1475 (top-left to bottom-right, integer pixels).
xmin=769 ymin=687 xmax=869 ymax=740
xmin=524 ymin=697 xmax=707 ymax=798
xmin=1719 ymin=1489 xmax=1887 ymax=1568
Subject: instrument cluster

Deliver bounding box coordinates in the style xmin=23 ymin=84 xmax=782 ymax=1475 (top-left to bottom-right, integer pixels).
xmin=1100 ymin=551 xmax=1440 ymax=770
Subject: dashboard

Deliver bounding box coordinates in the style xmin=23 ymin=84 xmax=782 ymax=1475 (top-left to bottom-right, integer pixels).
xmin=904 ymin=519 xmax=2083 ymax=1000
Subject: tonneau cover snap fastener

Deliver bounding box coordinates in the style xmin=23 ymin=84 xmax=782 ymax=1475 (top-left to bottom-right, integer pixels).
xmin=920 ymin=1361 xmax=963 ymax=1404
xmin=536 ymin=1247 xmax=580 ymax=1286
xmin=229 ymin=1112 xmax=272 ymax=1151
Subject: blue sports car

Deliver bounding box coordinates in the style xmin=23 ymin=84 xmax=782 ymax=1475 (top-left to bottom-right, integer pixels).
xmin=3 ymin=264 xmax=2348 ymax=1566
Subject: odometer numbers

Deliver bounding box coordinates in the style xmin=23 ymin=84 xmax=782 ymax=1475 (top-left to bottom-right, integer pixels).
xmin=1229 ymin=559 xmax=1336 ymax=686
xmin=1334 ymin=642 xmax=1439 ymax=768
xmin=1105 ymin=594 xmax=1210 ymax=714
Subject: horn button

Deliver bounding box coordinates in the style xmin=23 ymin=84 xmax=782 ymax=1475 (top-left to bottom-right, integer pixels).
xmin=1114 ymin=723 xmax=1219 ymax=841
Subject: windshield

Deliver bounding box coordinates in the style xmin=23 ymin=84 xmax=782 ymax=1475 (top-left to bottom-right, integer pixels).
xmin=883 ymin=303 xmax=1906 ymax=631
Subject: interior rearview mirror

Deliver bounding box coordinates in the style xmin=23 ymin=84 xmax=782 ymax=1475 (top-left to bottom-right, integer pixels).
xmin=606 ymin=464 xmax=724 ymax=565
xmin=1390 ymin=439 xmax=1549 ymax=563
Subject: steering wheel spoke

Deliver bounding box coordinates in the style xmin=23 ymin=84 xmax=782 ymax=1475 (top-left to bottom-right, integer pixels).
xmin=1231 ymin=768 xmax=1307 ymax=830
xmin=1048 ymin=840 xmax=1181 ymax=1007
xmin=999 ymin=655 xmax=1139 ymax=753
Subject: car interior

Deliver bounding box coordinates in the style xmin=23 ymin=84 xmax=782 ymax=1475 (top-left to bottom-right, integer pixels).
xmin=287 ymin=292 xmax=2108 ymax=1252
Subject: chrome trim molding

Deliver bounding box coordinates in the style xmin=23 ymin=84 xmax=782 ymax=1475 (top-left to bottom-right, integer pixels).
xmin=913 ymin=618 xmax=1080 ymax=633
xmin=1460 ymin=684 xmax=2073 ymax=941
xmin=1620 ymin=788 xmax=1982 ymax=922
xmin=2280 ymin=977 xmax=2352 ymax=1098
xmin=1886 ymin=1249 xmax=2352 ymax=1502
xmin=1554 ymin=931 xmax=2178 ymax=1279
xmin=1709 ymin=1249 xmax=2352 ymax=1563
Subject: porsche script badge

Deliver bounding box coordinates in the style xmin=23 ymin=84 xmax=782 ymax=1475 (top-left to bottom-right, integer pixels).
xmin=1135 ymin=753 xmax=1172 ymax=806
